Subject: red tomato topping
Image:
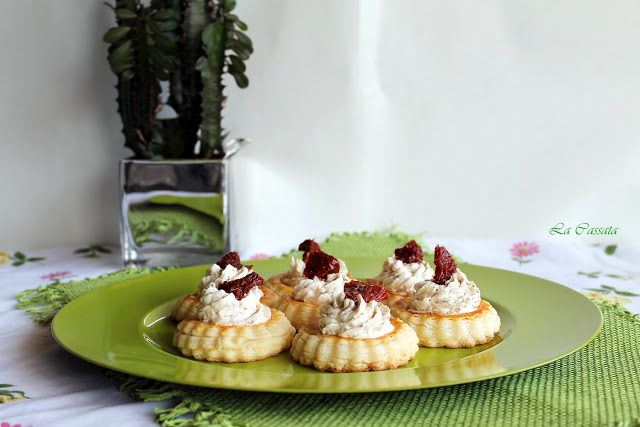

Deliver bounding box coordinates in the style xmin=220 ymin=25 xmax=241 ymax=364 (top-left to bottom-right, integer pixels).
xmin=394 ymin=240 xmax=424 ymax=264
xmin=344 ymin=280 xmax=389 ymax=303
xmin=303 ymin=251 xmax=340 ymax=280
xmin=298 ymin=239 xmax=321 ymax=263
xmin=433 ymin=245 xmax=457 ymax=285
xmin=216 ymin=251 xmax=243 ymax=270
xmin=218 ymin=272 xmax=264 ymax=300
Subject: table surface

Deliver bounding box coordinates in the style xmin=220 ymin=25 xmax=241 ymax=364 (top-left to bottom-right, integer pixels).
xmin=1 ymin=237 xmax=638 ymax=426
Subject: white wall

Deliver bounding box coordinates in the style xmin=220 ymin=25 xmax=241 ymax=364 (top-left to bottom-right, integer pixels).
xmin=1 ymin=1 xmax=638 ymax=253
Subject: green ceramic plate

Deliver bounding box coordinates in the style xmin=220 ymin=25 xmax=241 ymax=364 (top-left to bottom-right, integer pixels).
xmin=51 ymin=258 xmax=602 ymax=393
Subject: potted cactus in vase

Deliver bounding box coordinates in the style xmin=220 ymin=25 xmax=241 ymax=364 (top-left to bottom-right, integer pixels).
xmin=103 ymin=0 xmax=253 ymax=267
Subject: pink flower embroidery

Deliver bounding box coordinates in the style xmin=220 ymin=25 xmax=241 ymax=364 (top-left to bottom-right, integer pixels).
xmin=509 ymin=242 xmax=540 ymax=258
xmin=249 ymin=253 xmax=269 ymax=260
xmin=40 ymin=271 xmax=73 ymax=280
xmin=509 ymin=241 xmax=539 ymax=266
xmin=2 ymin=423 xmax=31 ymax=427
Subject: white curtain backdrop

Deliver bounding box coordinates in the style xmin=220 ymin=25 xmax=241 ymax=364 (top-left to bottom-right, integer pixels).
xmin=1 ymin=0 xmax=638 ymax=252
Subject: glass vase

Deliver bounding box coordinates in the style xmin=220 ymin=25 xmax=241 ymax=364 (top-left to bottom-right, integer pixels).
xmin=119 ymin=153 xmax=237 ymax=268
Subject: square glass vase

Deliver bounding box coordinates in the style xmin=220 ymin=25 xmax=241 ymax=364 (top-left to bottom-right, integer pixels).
xmin=119 ymin=159 xmax=232 ymax=268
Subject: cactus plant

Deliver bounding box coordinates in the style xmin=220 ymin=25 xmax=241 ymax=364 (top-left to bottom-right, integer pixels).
xmin=103 ymin=0 xmax=252 ymax=159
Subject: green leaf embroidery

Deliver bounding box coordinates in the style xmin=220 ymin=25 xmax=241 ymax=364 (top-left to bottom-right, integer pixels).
xmin=604 ymin=244 xmax=617 ymax=255
xmin=578 ymin=271 xmax=601 ymax=279
xmin=616 ymin=290 xmax=640 ymax=297
xmin=605 ymin=274 xmax=635 ymax=280
xmin=583 ymin=284 xmax=640 ymax=297
xmin=0 ymin=384 xmax=27 ymax=402
xmin=512 ymin=257 xmax=533 ymax=266
xmin=10 ymin=251 xmax=45 ymax=267
xmin=580 ymin=271 xmax=635 ymax=281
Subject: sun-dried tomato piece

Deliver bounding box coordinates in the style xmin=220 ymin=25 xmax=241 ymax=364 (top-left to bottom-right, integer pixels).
xmin=298 ymin=239 xmax=321 ymax=262
xmin=218 ymin=272 xmax=264 ymax=300
xmin=303 ymin=250 xmax=340 ymax=280
xmin=344 ymin=281 xmax=389 ymax=303
xmin=433 ymin=245 xmax=457 ymax=285
xmin=394 ymin=240 xmax=424 ymax=264
xmin=216 ymin=251 xmax=243 ymax=270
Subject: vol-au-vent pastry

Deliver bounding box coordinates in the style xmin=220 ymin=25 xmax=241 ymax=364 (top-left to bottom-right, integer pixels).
xmin=369 ymin=240 xmax=434 ymax=304
xmin=275 ymin=248 xmax=349 ymax=330
xmin=171 ymin=252 xmax=277 ymax=322
xmin=290 ymin=281 xmax=419 ymax=373
xmin=173 ymin=254 xmax=295 ymax=363
xmin=265 ymin=239 xmax=349 ymax=297
xmin=391 ymin=245 xmax=500 ymax=348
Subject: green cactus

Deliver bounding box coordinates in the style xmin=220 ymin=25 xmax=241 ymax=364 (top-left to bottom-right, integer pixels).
xmin=104 ymin=0 xmax=252 ymax=159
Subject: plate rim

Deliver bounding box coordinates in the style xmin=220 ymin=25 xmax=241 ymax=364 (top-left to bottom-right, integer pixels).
xmin=51 ymin=258 xmax=603 ymax=393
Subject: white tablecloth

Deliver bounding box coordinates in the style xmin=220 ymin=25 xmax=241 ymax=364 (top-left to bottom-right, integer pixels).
xmin=1 ymin=237 xmax=638 ymax=426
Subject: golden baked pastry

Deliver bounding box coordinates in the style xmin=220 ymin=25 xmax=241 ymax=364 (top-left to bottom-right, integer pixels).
xmin=171 ymin=285 xmax=278 ymax=322
xmin=264 ymin=272 xmax=295 ymax=297
xmin=390 ymin=244 xmax=501 ymax=348
xmin=290 ymin=317 xmax=418 ymax=372
xmin=172 ymin=251 xmax=295 ymax=363
xmin=258 ymin=285 xmax=278 ymax=308
xmin=275 ymin=293 xmax=320 ymax=331
xmin=391 ymin=298 xmax=500 ymax=348
xmin=174 ymin=309 xmax=295 ymax=362
xmin=171 ymin=292 xmax=199 ymax=322
xmin=290 ymin=281 xmax=419 ymax=372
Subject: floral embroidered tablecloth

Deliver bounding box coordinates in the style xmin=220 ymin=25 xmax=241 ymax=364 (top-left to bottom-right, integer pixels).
xmin=0 ymin=235 xmax=638 ymax=426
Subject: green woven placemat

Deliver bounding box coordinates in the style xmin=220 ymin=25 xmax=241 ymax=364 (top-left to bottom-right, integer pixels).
xmin=16 ymin=230 xmax=640 ymax=426
xmin=281 ymin=230 xmax=429 ymax=260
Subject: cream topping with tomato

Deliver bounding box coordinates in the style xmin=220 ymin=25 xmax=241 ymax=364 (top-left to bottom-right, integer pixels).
xmin=410 ymin=268 xmax=481 ymax=315
xmin=318 ymin=294 xmax=394 ymax=339
xmin=282 ymin=258 xmax=348 ymax=288
xmin=291 ymin=272 xmax=347 ymax=305
xmin=373 ymin=256 xmax=434 ymax=295
xmin=196 ymin=264 xmax=271 ymax=326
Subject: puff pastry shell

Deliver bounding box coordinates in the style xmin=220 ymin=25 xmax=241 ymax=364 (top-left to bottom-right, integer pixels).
xmin=391 ymin=299 xmax=500 ymax=348
xmin=290 ymin=317 xmax=419 ymax=372
xmin=264 ymin=272 xmax=295 ymax=297
xmin=274 ymin=293 xmax=319 ymax=331
xmin=173 ymin=309 xmax=295 ymax=362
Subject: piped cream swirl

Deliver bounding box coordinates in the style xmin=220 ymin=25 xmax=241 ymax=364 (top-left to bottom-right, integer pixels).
xmin=281 ymin=258 xmax=349 ymax=287
xmin=318 ymin=294 xmax=394 ymax=339
xmin=292 ymin=272 xmax=346 ymax=304
xmin=373 ymin=256 xmax=434 ymax=295
xmin=196 ymin=264 xmax=271 ymax=326
xmin=280 ymin=257 xmax=306 ymax=287
xmin=410 ymin=268 xmax=481 ymax=315
xmin=198 ymin=263 xmax=250 ymax=291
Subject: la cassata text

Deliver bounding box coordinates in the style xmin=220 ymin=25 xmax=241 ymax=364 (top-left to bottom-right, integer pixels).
xmin=550 ymin=222 xmax=618 ymax=236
